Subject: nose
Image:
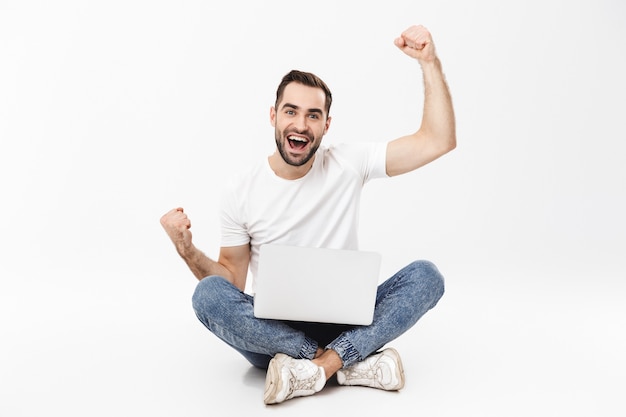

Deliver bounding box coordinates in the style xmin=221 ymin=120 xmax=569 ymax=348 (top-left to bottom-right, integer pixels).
xmin=293 ymin=114 xmax=308 ymax=132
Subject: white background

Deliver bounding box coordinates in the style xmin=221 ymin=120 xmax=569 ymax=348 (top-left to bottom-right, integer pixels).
xmin=1 ymin=0 xmax=624 ymax=415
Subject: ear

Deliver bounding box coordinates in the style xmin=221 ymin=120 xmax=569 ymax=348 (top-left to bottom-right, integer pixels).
xmin=270 ymin=106 xmax=277 ymax=127
xmin=323 ymin=115 xmax=332 ymax=134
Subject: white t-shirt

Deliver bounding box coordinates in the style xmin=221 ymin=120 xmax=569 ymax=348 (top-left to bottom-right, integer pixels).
xmin=220 ymin=142 xmax=388 ymax=289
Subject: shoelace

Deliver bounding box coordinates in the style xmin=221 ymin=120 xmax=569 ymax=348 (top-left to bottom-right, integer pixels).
xmin=286 ymin=367 xmax=322 ymax=397
xmin=342 ymin=357 xmax=388 ymax=387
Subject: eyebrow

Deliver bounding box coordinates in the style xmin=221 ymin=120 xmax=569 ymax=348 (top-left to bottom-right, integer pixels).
xmin=281 ymin=102 xmax=324 ymax=115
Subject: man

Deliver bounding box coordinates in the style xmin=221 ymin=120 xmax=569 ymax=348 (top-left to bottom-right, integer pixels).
xmin=160 ymin=24 xmax=455 ymax=405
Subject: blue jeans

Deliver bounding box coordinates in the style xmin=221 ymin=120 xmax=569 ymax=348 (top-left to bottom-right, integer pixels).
xmin=192 ymin=260 xmax=445 ymax=369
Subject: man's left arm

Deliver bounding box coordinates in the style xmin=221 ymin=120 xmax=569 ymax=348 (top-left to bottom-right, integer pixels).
xmin=386 ymin=25 xmax=456 ymax=177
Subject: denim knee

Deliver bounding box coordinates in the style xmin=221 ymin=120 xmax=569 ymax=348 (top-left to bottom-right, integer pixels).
xmin=191 ymin=275 xmax=231 ymax=323
xmin=407 ymin=260 xmax=445 ymax=306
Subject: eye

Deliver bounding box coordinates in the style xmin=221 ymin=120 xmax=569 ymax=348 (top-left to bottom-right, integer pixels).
xmin=308 ymin=114 xmax=319 ymax=119
xmin=285 ymin=110 xmax=295 ymax=115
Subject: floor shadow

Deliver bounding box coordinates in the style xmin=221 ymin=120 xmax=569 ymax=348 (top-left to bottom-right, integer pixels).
xmin=242 ymin=365 xmax=266 ymax=388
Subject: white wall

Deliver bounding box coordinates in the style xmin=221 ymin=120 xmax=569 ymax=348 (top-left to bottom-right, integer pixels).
xmin=2 ymin=1 xmax=624 ymax=286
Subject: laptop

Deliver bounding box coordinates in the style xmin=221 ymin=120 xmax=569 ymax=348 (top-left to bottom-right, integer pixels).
xmin=253 ymin=244 xmax=382 ymax=325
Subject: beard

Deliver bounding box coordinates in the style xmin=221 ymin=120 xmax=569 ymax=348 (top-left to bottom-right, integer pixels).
xmin=274 ymin=128 xmax=321 ymax=167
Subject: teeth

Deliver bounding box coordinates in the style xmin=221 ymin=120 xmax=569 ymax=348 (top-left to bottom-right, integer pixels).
xmin=288 ymin=136 xmax=308 ymax=142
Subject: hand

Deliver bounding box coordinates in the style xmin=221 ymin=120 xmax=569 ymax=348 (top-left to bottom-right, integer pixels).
xmin=394 ymin=25 xmax=437 ymax=64
xmin=160 ymin=207 xmax=193 ymax=255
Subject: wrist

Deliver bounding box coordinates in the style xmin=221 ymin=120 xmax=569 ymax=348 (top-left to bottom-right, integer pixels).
xmin=419 ymin=56 xmax=441 ymax=72
xmin=176 ymin=241 xmax=196 ymax=260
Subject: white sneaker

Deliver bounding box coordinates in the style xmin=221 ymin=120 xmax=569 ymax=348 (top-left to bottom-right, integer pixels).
xmin=264 ymin=353 xmax=326 ymax=405
xmin=336 ymin=348 xmax=405 ymax=390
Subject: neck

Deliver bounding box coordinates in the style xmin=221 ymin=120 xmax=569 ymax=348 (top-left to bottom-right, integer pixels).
xmin=268 ymin=152 xmax=315 ymax=180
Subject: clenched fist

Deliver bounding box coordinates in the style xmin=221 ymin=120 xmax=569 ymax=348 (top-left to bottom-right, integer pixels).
xmin=394 ymin=25 xmax=437 ymax=64
xmin=160 ymin=207 xmax=193 ymax=255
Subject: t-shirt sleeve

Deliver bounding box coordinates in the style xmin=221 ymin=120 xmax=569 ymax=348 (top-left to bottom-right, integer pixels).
xmin=334 ymin=141 xmax=389 ymax=183
xmin=219 ymin=184 xmax=251 ymax=247
xmin=365 ymin=141 xmax=389 ymax=181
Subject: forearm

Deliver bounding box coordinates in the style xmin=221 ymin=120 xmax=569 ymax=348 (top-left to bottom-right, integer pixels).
xmin=178 ymin=244 xmax=231 ymax=281
xmin=160 ymin=207 xmax=245 ymax=284
xmin=419 ymin=58 xmax=456 ymax=151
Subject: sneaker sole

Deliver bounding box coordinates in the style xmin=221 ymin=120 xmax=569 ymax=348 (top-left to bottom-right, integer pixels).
xmin=264 ymin=354 xmax=286 ymax=404
xmin=385 ymin=348 xmax=405 ymax=390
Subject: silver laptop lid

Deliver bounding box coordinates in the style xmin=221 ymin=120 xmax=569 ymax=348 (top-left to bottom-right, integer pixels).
xmin=253 ymin=244 xmax=381 ymax=325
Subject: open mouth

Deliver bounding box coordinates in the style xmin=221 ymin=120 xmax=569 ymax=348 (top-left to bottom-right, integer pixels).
xmin=287 ymin=135 xmax=309 ymax=151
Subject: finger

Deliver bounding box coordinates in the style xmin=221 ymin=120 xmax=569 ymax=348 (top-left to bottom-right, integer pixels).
xmin=402 ymin=25 xmax=430 ymax=50
xmin=393 ymin=37 xmax=406 ymax=48
xmin=413 ymin=39 xmax=428 ymax=50
xmin=174 ymin=217 xmax=191 ymax=231
xmin=174 ymin=207 xmax=190 ymax=226
xmin=413 ymin=30 xmax=431 ymax=50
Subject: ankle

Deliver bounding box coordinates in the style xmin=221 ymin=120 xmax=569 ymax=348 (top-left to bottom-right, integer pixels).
xmin=312 ymin=349 xmax=343 ymax=380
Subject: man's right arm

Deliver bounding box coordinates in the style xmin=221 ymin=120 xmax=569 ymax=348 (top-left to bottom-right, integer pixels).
xmin=160 ymin=207 xmax=250 ymax=291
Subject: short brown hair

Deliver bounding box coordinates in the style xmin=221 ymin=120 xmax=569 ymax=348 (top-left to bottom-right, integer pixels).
xmin=275 ymin=70 xmax=333 ymax=116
